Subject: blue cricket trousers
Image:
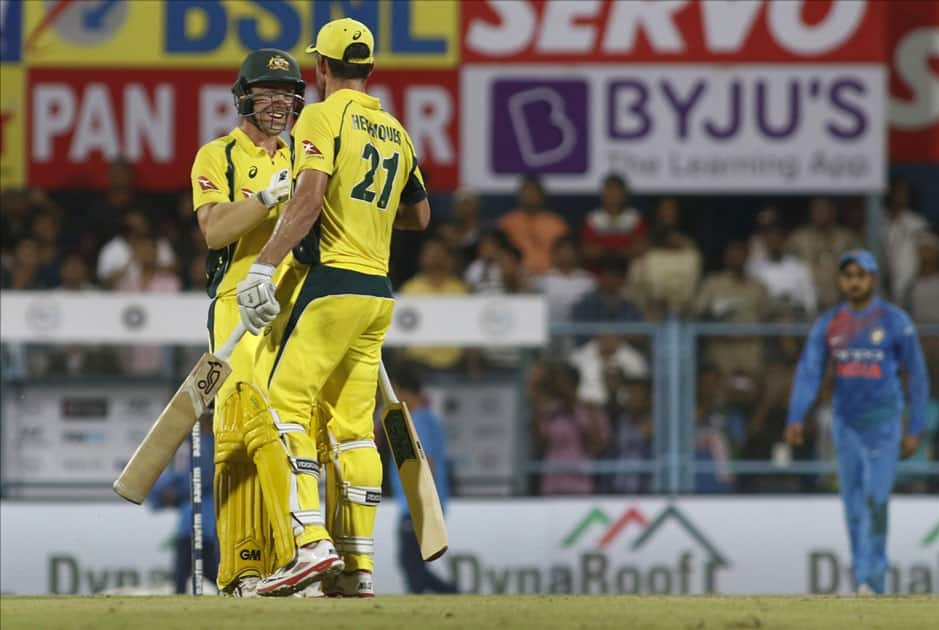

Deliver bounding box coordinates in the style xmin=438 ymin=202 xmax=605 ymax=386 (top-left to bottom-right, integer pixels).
xmin=832 ymin=417 xmax=901 ymax=593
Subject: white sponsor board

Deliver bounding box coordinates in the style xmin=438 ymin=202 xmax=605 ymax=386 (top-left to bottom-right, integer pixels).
xmin=3 ymin=498 xmax=936 ymax=595
xmin=462 ymin=65 xmax=886 ymax=193
xmin=0 ymin=292 xmax=547 ymax=346
xmin=1 ymin=384 xmax=172 ymax=490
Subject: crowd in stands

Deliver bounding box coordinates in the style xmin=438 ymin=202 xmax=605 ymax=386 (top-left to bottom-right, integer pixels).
xmin=2 ymin=161 xmax=938 ymax=494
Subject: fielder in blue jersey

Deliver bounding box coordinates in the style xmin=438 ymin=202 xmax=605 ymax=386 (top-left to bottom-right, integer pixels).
xmin=785 ymin=249 xmax=929 ymax=594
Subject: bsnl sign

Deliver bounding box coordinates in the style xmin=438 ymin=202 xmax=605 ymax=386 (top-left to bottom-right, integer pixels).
xmin=12 ymin=1 xmax=457 ymax=68
xmin=165 ymin=0 xmax=446 ymax=55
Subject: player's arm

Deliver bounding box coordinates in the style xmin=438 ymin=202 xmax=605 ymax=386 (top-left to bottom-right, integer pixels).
xmin=255 ymin=169 xmax=328 ymax=267
xmin=784 ymin=314 xmax=830 ymax=446
xmin=197 ymin=170 xmax=289 ymax=249
xmin=896 ymin=312 xmax=930 ymax=455
xmin=191 ymin=144 xmax=290 ymax=249
xmin=394 ymin=144 xmax=430 ymax=231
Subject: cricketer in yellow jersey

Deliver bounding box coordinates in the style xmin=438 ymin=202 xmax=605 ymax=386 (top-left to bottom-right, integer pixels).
xmin=235 ymin=18 xmax=431 ymax=598
xmin=190 ymin=48 xmax=309 ymax=597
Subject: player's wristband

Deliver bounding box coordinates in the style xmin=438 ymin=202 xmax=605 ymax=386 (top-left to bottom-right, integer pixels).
xmin=256 ymin=189 xmax=278 ymax=209
xmin=247 ymin=263 xmax=275 ymax=279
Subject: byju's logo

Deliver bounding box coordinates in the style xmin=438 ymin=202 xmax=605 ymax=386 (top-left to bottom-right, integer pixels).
xmin=562 ymin=504 xmax=729 ymax=567
xmin=491 ymin=80 xmax=588 ymax=174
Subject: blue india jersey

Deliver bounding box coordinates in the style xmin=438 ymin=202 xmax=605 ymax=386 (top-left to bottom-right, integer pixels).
xmin=787 ymin=297 xmax=929 ymax=435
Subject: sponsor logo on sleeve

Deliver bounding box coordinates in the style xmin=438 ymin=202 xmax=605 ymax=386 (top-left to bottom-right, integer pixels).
xmin=197 ymin=176 xmax=219 ymax=191
xmin=302 ymin=140 xmax=322 ymax=156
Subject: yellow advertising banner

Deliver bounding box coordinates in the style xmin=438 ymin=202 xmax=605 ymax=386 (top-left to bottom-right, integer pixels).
xmin=21 ymin=0 xmax=458 ymax=69
xmin=0 ymin=64 xmax=25 ymax=189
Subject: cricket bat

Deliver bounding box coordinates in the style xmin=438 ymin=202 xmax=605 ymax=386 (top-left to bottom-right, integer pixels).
xmin=378 ymin=361 xmax=448 ymax=561
xmin=113 ymin=323 xmax=246 ymax=504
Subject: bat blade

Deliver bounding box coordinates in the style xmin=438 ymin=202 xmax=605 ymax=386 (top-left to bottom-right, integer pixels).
xmin=113 ymin=351 xmax=231 ymax=504
xmin=381 ymin=401 xmax=448 ymax=561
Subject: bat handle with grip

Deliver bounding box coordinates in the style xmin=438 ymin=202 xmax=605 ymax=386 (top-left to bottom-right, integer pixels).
xmin=215 ymin=322 xmax=247 ymax=361
xmin=378 ymin=360 xmax=399 ymax=405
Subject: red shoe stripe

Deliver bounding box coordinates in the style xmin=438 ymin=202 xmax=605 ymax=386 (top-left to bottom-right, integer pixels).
xmin=257 ymin=557 xmax=341 ymax=594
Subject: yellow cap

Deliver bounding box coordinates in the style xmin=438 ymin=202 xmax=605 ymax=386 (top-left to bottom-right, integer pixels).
xmin=305 ymin=18 xmax=375 ymax=64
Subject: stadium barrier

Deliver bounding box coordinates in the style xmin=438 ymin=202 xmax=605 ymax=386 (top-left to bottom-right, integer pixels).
xmin=1 ymin=292 xmax=937 ymax=498
xmin=2 ymin=497 xmax=936 ymax=596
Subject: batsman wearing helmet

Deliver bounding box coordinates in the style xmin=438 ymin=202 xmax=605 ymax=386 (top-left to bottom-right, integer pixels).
xmin=235 ymin=18 xmax=431 ymax=597
xmin=189 ymin=48 xmax=306 ymax=597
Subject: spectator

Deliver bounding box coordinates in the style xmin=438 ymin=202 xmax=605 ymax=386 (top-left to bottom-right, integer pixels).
xmin=464 ymin=230 xmax=506 ymax=294
xmin=495 ymin=239 xmax=532 ymax=295
xmin=745 ymin=205 xmax=781 ymax=274
xmin=1 ymin=238 xmax=55 ymax=289
xmin=115 ymin=235 xmax=181 ymax=375
xmin=438 ymin=188 xmax=482 ymax=271
xmin=535 ymin=238 xmax=596 ymax=323
xmin=744 ymin=360 xmax=812 ymax=493
xmin=147 ymin=413 xmax=218 ymax=594
xmin=468 ymin=239 xmax=533 ymax=371
xmin=0 ymin=189 xmax=33 ymax=255
xmin=693 ymin=240 xmax=770 ymax=375
xmin=627 ymin=197 xmax=701 ymax=319
xmin=114 ymin=235 xmax=181 ymax=293
xmin=581 ymin=174 xmax=646 ymax=269
xmin=571 ymin=257 xmax=642 ymax=324
xmin=787 ymin=197 xmax=861 ymax=310
xmin=97 ymin=209 xmax=176 ymax=289
xmin=568 ymin=334 xmax=648 ymax=406
xmin=56 ymin=252 xmax=96 ymax=291
xmin=31 ymin=211 xmax=63 ymax=275
xmin=531 ymin=363 xmax=609 ymax=495
xmin=694 ymin=367 xmax=739 ymax=493
xmin=748 ymin=224 xmax=817 ymax=319
xmin=600 ymin=370 xmax=653 ymax=494
xmin=399 ymin=238 xmax=468 ymax=370
xmin=95 ymin=157 xmax=146 ymax=241
xmin=186 ymin=252 xmax=209 ymax=292
xmin=387 ymin=365 xmax=458 ymax=594
xmin=498 ymin=175 xmax=568 ymax=276
xmin=910 ymin=231 xmax=939 ymax=323
xmin=884 ymin=178 xmax=930 ymax=304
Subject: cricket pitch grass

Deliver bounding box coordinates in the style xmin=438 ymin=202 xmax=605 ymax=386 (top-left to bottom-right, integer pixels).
xmin=2 ymin=595 xmax=938 ymax=629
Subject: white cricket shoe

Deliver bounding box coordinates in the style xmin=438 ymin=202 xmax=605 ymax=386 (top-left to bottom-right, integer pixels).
xmin=856 ymin=584 xmax=874 ymax=596
xmin=325 ymin=570 xmax=374 ymax=598
xmin=222 ymin=575 xmax=260 ymax=598
xmin=293 ymin=581 xmax=325 ymax=598
xmin=257 ymin=540 xmax=344 ymax=597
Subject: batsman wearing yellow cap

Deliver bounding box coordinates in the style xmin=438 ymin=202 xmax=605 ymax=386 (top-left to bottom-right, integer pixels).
xmin=190 ymin=48 xmax=308 ymax=597
xmin=235 ymin=18 xmax=430 ymax=597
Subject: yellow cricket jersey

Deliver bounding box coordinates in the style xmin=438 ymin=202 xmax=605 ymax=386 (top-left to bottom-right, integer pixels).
xmin=190 ymin=127 xmax=293 ymax=298
xmin=291 ymin=88 xmax=427 ymax=276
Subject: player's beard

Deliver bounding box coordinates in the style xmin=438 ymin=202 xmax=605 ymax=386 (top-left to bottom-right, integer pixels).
xmin=845 ymin=283 xmax=873 ymax=306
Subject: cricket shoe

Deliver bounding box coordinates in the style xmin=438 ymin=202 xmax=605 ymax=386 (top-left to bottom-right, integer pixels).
xmin=324 ymin=570 xmax=374 ymax=598
xmin=221 ymin=575 xmax=260 ymax=598
xmin=856 ymin=584 xmax=875 ymax=596
xmin=257 ymin=540 xmax=344 ymax=597
xmin=293 ymin=581 xmax=325 ymax=598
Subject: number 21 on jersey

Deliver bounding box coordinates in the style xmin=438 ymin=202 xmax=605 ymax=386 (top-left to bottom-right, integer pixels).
xmin=351 ymin=143 xmax=399 ymax=211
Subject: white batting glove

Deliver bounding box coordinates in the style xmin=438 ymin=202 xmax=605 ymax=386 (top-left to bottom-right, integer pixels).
xmin=256 ymin=169 xmax=291 ymax=208
xmin=237 ymin=263 xmax=280 ymax=335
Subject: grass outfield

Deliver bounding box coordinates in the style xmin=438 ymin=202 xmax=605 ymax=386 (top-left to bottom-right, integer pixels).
xmin=2 ymin=595 xmax=938 ymax=629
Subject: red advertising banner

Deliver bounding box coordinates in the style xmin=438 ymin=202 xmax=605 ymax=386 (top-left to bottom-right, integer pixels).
xmin=462 ymin=0 xmax=886 ymax=64
xmin=26 ymin=68 xmax=459 ymax=191
xmin=888 ymin=0 xmax=939 ymax=163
